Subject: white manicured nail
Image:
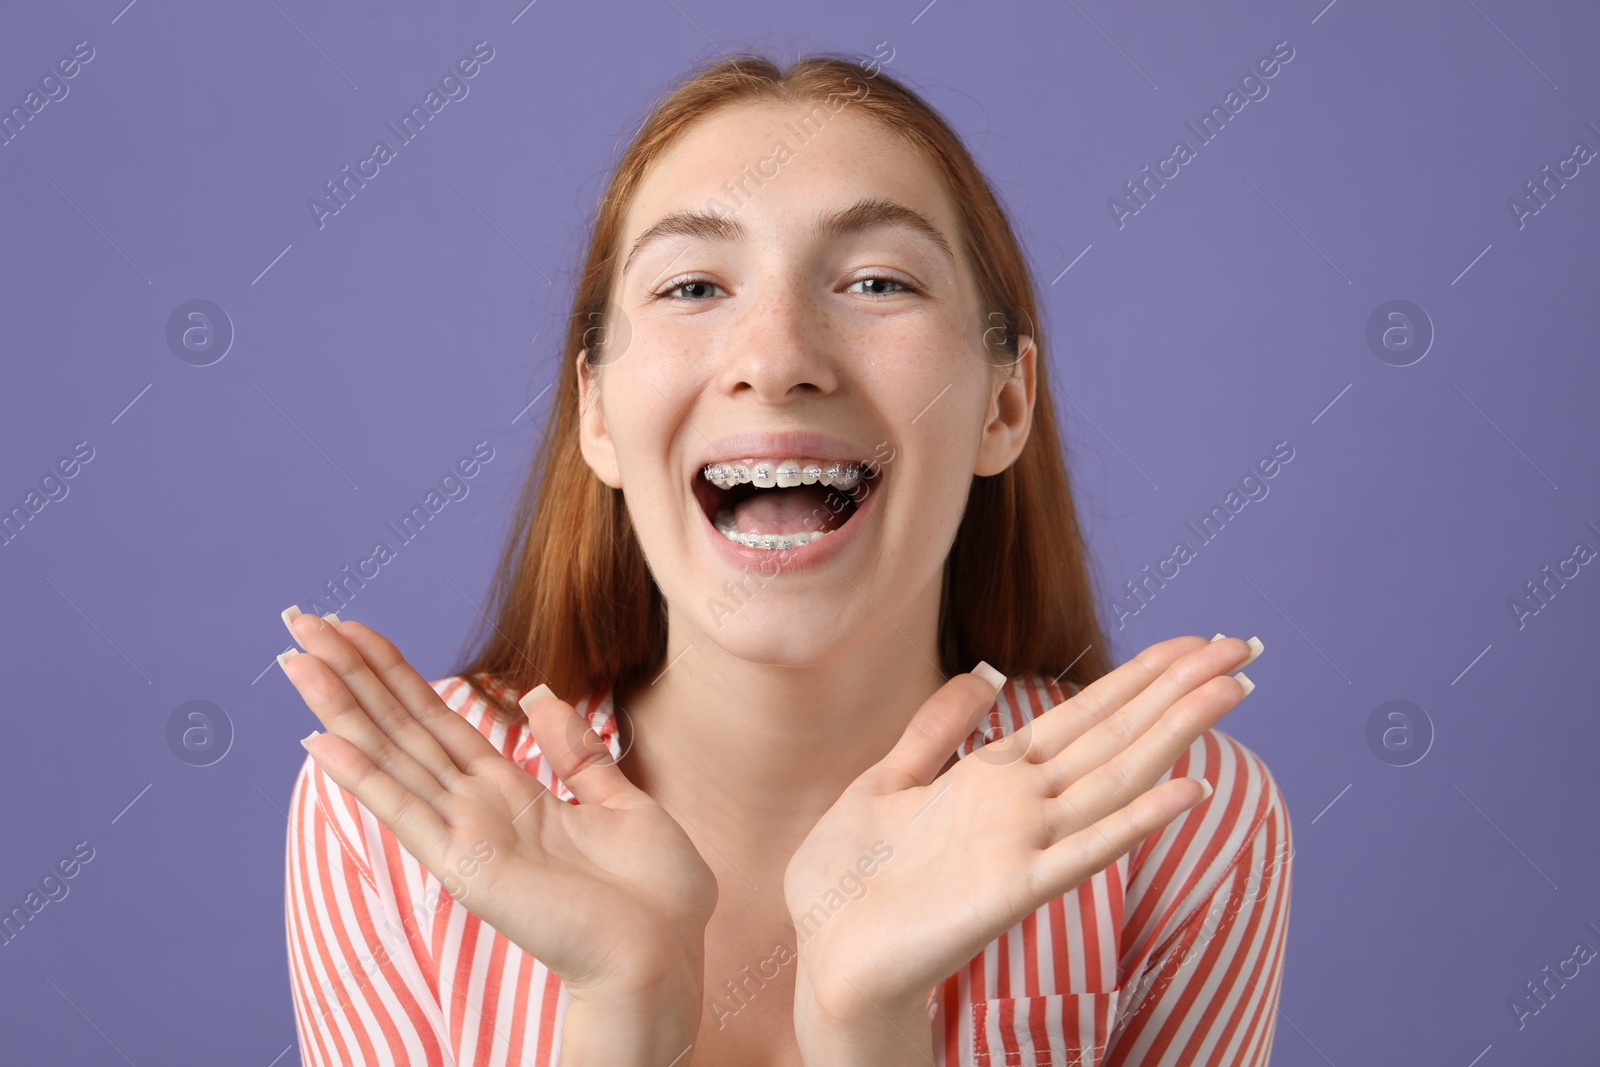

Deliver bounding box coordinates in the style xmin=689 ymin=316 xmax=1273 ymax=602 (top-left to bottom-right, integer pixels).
xmin=520 ymin=684 xmax=555 ymax=709
xmin=1240 ymin=636 xmax=1263 ymax=668
xmin=300 ymin=730 xmax=321 ymax=750
xmin=1235 ymin=671 xmax=1255 ymax=698
xmin=277 ymin=649 xmax=299 ymax=669
xmin=282 ymin=605 xmax=304 ymax=645
xmin=971 ymin=661 xmax=1006 ymax=695
xmin=323 ymin=612 xmax=341 ymax=624
xmin=1195 ymin=778 xmax=1214 ymax=801
xmin=1210 ymin=632 xmax=1226 ymax=642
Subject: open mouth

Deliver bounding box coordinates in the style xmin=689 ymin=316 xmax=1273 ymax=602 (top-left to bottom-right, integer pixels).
xmin=692 ymin=459 xmax=881 ymax=551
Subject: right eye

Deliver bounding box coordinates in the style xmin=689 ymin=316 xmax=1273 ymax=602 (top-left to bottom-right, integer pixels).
xmin=654 ymin=277 xmax=726 ymax=301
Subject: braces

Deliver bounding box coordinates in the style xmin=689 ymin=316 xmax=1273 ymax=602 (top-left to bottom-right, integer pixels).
xmin=702 ymin=460 xmax=866 ymax=490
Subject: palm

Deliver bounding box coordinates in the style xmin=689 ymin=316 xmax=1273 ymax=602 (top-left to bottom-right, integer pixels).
xmin=786 ymin=634 xmax=1259 ymax=1017
xmin=279 ymin=610 xmax=717 ymax=994
xmin=786 ymin=749 xmax=1060 ymax=1005
xmin=420 ymin=754 xmax=715 ymax=989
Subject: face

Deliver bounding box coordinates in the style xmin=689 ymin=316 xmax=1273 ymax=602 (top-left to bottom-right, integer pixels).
xmin=577 ymin=99 xmax=1036 ymax=667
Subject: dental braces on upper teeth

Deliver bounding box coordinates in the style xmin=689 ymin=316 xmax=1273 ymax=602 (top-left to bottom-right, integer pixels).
xmin=702 ymin=459 xmax=866 ymax=491
xmin=704 ymin=459 xmax=869 ymax=550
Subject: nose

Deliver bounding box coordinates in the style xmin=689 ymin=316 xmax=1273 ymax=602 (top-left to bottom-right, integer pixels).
xmin=718 ymin=282 xmax=839 ymax=402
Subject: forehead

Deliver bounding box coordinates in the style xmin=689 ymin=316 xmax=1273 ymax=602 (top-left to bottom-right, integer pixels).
xmin=620 ymin=100 xmax=960 ymax=255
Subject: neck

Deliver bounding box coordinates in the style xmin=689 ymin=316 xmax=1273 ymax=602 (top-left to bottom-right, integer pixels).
xmin=614 ymin=575 xmax=949 ymax=864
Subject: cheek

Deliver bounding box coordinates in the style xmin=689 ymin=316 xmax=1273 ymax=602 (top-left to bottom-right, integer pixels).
xmin=888 ymin=385 xmax=992 ymax=523
xmin=600 ymin=363 xmax=699 ymax=528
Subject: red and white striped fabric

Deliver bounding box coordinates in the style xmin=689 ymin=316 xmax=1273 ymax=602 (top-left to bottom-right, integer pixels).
xmin=285 ymin=672 xmax=1292 ymax=1066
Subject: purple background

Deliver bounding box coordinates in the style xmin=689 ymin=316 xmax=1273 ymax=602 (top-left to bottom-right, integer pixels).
xmin=3 ymin=0 xmax=1598 ymax=1061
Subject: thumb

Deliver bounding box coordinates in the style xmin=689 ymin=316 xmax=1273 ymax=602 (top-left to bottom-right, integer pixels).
xmin=863 ymin=663 xmax=1007 ymax=792
xmin=519 ymin=685 xmax=640 ymax=807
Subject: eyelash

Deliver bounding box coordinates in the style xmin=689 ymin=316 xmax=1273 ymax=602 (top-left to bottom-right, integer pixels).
xmin=651 ymin=274 xmax=922 ymax=302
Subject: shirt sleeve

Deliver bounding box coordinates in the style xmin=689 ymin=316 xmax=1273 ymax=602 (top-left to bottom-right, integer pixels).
xmin=1101 ymin=730 xmax=1294 ymax=1066
xmin=285 ymin=750 xmax=454 ymax=1066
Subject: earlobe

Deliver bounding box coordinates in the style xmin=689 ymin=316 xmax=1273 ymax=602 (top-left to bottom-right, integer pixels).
xmin=575 ymin=348 xmax=624 ymax=489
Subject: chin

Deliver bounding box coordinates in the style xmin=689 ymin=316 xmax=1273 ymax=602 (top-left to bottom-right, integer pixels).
xmin=692 ymin=596 xmax=871 ymax=669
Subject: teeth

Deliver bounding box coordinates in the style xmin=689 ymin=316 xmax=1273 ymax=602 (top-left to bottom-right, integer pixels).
xmin=703 ymin=458 xmax=866 ymax=490
xmin=712 ymin=507 xmax=833 ymax=550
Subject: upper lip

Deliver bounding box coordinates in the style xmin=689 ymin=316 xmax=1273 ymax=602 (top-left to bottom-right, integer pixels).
xmin=692 ymin=431 xmax=878 ymax=477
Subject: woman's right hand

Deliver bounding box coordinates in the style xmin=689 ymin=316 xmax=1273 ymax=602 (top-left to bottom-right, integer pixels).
xmin=278 ymin=608 xmax=719 ymax=1004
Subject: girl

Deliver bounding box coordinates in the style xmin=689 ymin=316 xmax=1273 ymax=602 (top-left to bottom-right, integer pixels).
xmin=279 ymin=52 xmax=1291 ymax=1067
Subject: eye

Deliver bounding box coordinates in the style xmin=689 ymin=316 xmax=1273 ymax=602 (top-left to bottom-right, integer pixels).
xmin=653 ymin=277 xmax=725 ymax=301
xmin=846 ymin=275 xmax=920 ymax=297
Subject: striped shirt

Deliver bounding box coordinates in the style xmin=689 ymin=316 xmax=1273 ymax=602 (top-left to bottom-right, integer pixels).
xmin=285 ymin=672 xmax=1292 ymax=1065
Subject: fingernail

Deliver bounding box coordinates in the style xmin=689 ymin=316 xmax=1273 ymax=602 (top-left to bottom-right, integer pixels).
xmin=300 ymin=730 xmax=321 ymax=750
xmin=282 ymin=605 xmax=304 ymax=645
xmin=1195 ymin=777 xmax=1214 ymax=801
xmin=1210 ymin=633 xmax=1226 ymax=642
xmin=323 ymin=612 xmax=341 ymax=624
xmin=971 ymin=661 xmax=1006 ymax=695
xmin=277 ymin=649 xmax=299 ymax=669
xmin=520 ymin=683 xmax=555 ymax=709
xmin=1234 ymin=671 xmax=1255 ymax=698
xmin=1240 ymin=636 xmax=1263 ymax=668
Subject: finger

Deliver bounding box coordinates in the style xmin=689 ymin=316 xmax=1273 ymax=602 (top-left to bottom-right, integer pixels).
xmin=1035 ymin=635 xmax=1255 ymax=781
xmin=285 ymin=608 xmax=464 ymax=786
xmin=519 ymin=685 xmax=645 ymax=808
xmin=328 ymin=617 xmax=510 ymax=775
xmin=280 ymin=645 xmax=448 ymax=805
xmin=859 ymin=662 xmax=1006 ymax=792
xmin=1049 ymin=671 xmax=1249 ymax=825
xmin=1032 ymin=775 xmax=1211 ymax=900
xmin=1027 ymin=636 xmax=1209 ymax=758
xmin=302 ymin=730 xmax=451 ymax=872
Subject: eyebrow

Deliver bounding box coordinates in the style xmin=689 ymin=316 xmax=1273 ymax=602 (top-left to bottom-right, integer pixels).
xmin=619 ymin=196 xmax=957 ymax=280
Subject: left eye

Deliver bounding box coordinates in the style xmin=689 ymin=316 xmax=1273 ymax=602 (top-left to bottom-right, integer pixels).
xmin=847 ymin=276 xmax=913 ymax=296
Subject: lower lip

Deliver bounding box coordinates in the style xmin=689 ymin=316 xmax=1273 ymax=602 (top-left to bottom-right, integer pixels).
xmin=698 ymin=476 xmax=879 ymax=577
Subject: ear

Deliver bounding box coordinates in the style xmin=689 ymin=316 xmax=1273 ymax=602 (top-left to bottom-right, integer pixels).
xmin=575 ymin=348 xmax=624 ymax=488
xmin=973 ymin=334 xmax=1037 ymax=477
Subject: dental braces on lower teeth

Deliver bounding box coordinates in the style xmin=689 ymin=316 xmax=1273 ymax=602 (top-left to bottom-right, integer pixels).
xmin=711 ymin=513 xmax=832 ymax=550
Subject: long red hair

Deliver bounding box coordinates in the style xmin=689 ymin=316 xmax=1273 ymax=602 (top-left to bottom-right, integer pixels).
xmin=452 ymin=51 xmax=1112 ymax=725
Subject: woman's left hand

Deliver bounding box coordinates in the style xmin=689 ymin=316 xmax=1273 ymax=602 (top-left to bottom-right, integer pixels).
xmin=783 ymin=634 xmax=1257 ymax=1044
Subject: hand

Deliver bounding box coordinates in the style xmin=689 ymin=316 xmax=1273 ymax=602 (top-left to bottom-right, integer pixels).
xmin=278 ymin=608 xmax=719 ymax=1001
xmin=784 ymin=634 xmax=1260 ymax=1028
